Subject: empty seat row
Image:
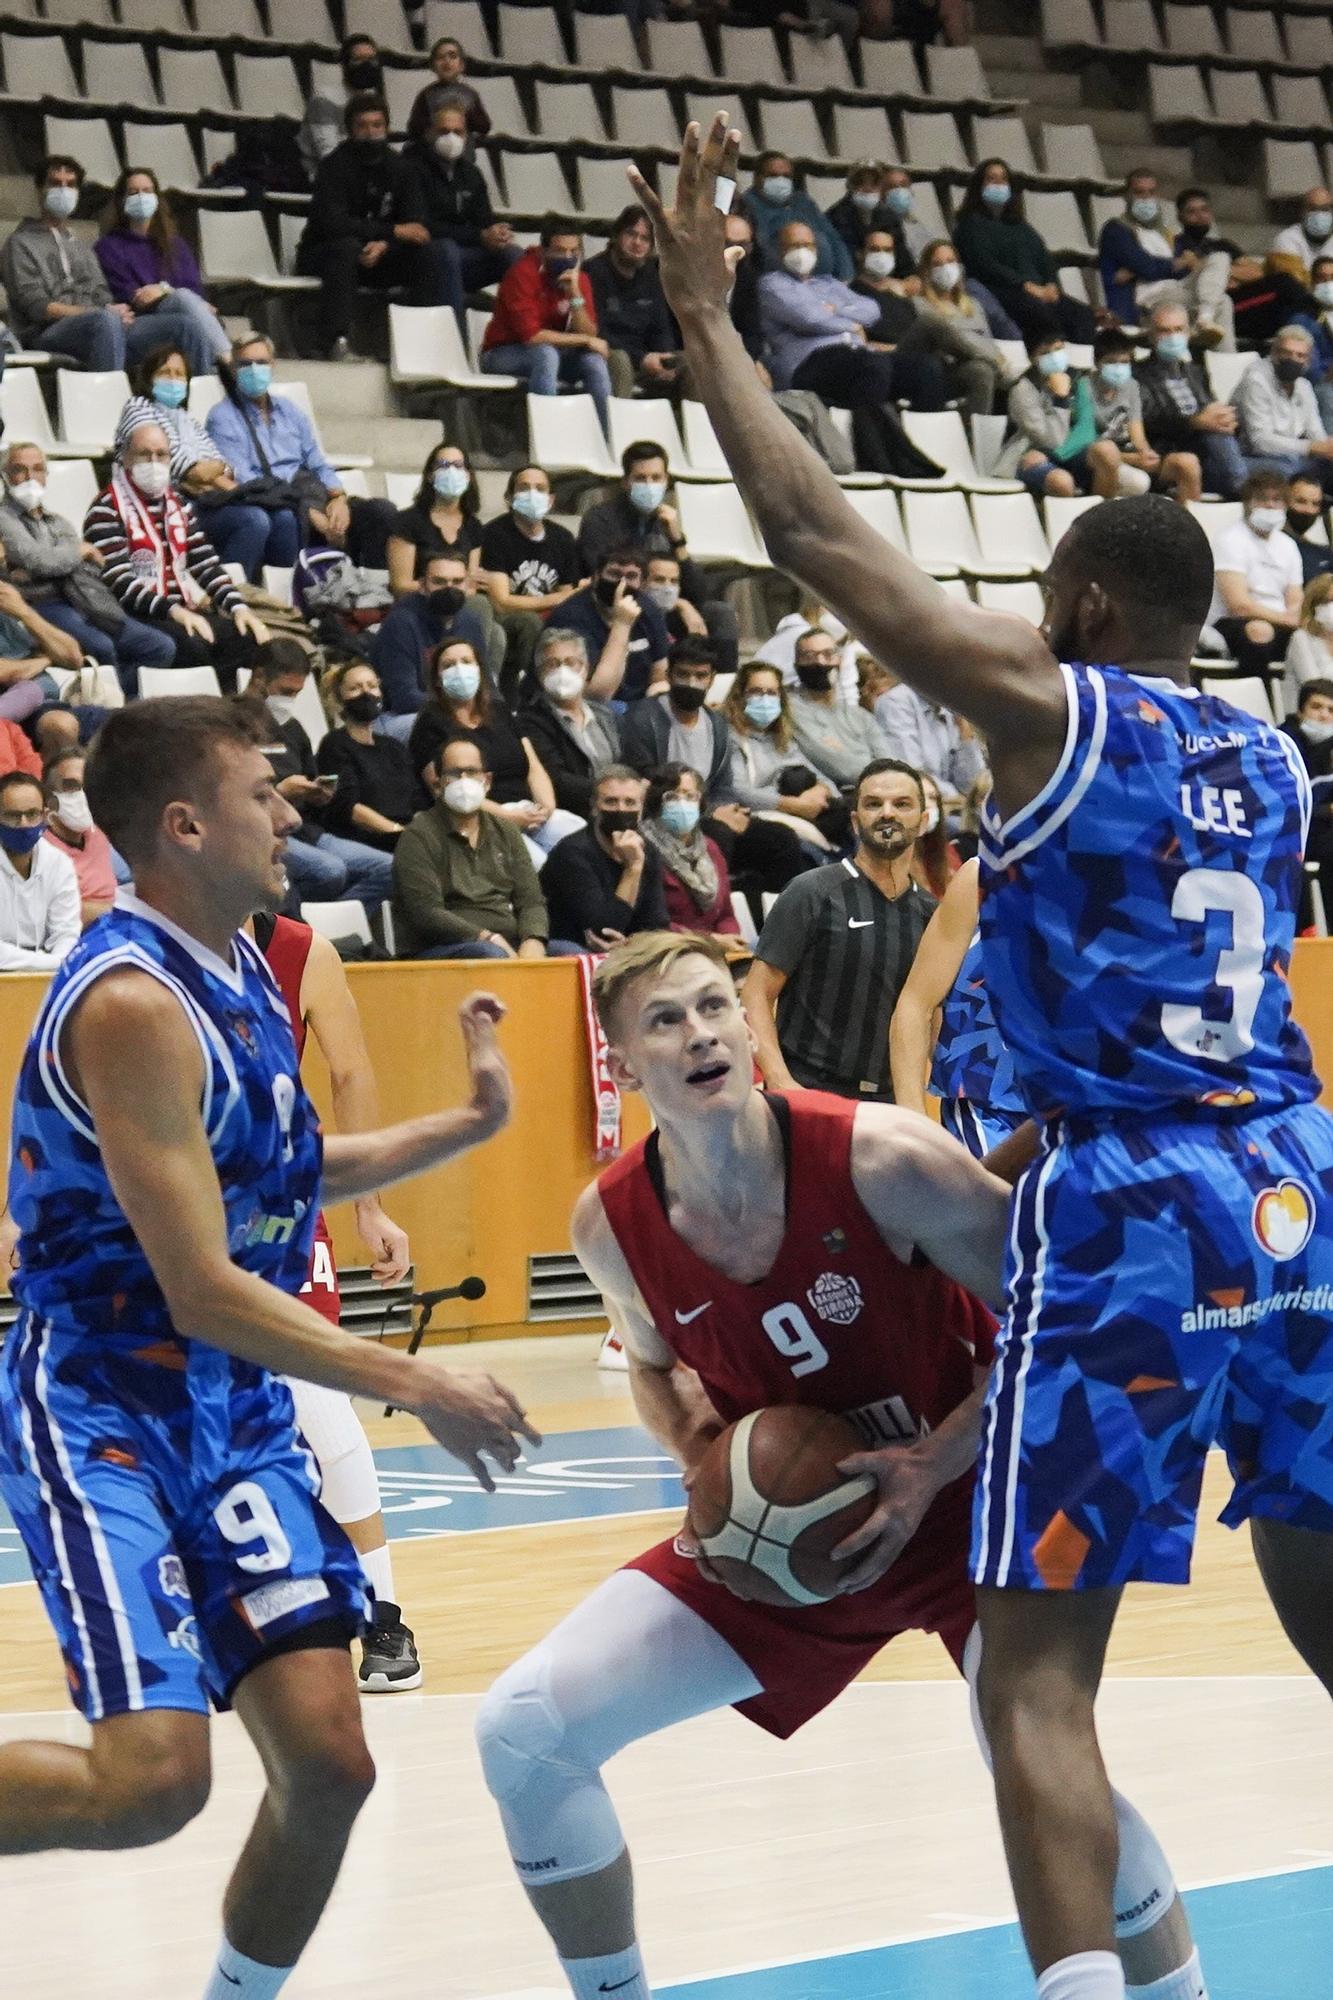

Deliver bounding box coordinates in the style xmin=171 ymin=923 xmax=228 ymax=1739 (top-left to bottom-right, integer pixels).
xmin=1044 ymin=0 xmax=1333 ymax=67
xmin=1149 ymin=61 xmax=1333 ymax=132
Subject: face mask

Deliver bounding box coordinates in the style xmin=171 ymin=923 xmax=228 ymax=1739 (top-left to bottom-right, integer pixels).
xmin=512 ymin=488 xmax=550 ymax=521
xmin=1247 ymin=507 xmax=1286 ymax=535
xmin=1179 ymin=221 xmax=1210 ymax=245
xmin=545 ymin=253 xmax=578 ymax=277
xmin=628 ymin=479 xmax=667 ymax=514
xmin=931 ymin=260 xmax=961 ymax=293
xmin=1275 ymin=357 xmax=1307 ymax=384
xmin=266 ymin=694 xmax=299 ymax=725
xmin=438 ymin=660 xmax=480 ymax=701
xmin=235 ymin=361 xmax=271 ymax=399
xmin=43 ymin=185 xmax=77 ymax=220
xmin=1099 ymin=360 xmax=1133 ymax=387
xmin=863 ymin=249 xmax=896 ymax=279
xmin=921 ymin=804 xmax=941 ymax=834
xmin=129 ymin=460 xmax=170 ymax=499
xmin=53 ymin=789 xmax=92 ymax=833
xmin=343 ymin=692 xmax=382 ymax=723
xmin=1130 ymin=197 xmax=1160 ymax=225
xmin=1316 ymin=604 xmax=1333 ymax=631
xmin=433 ymin=463 xmax=470 ymax=500
xmin=1307 ymin=211 xmax=1333 ymax=239
xmin=434 ymin=131 xmax=466 ymax=161
xmin=1301 ymin=717 xmax=1333 ymax=742
xmin=1038 ymin=348 xmax=1069 ymax=378
xmin=782 ymin=246 xmax=817 ymax=278
xmin=151 ymin=376 xmax=187 ymax=409
xmin=1289 ymin=510 xmax=1321 ymax=537
xmin=428 ymin=585 xmax=466 ymax=619
xmin=0 ymin=822 xmax=44 ymax=856
xmin=644 ymin=582 xmax=679 ymax=613
xmin=885 ymin=185 xmax=913 ymax=215
xmin=351 ymin=137 xmax=388 ymax=161
xmin=1156 ymin=331 xmax=1189 ymax=361
xmin=981 ymin=182 xmax=1010 ymax=209
xmin=442 ymin=775 xmax=486 ymax=814
xmin=760 ymin=175 xmax=793 ymax=205
xmin=595 ymin=574 xmax=632 ymax=609
xmin=541 ymin=666 xmax=584 ymax=703
xmin=345 ymin=58 xmax=382 ymax=89
xmin=669 ymin=682 xmax=708 ymax=713
xmin=123 ymin=191 xmax=158 ymax=224
xmin=796 ymin=664 xmax=834 ymax=692
xmin=597 ymin=809 xmax=639 ymax=839
xmin=851 ymin=190 xmax=880 ymax=215
xmin=744 ymin=692 xmax=782 ymax=729
xmin=660 ymin=798 xmax=700 ymax=837
xmin=6 ymin=478 xmax=43 ymax=512
xmin=1316 ymin=283 xmax=1333 ymax=309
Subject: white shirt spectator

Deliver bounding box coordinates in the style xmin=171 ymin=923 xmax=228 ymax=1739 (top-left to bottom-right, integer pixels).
xmin=1209 ymin=518 xmax=1304 ymax=624
xmin=873 ymin=684 xmax=987 ymax=800
xmin=0 ymin=838 xmax=80 ymax=972
xmin=1272 ymin=220 xmax=1328 ymax=278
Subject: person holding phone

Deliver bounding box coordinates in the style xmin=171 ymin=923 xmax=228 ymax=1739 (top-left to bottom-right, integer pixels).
xmin=479 ymin=219 xmax=614 ymax=436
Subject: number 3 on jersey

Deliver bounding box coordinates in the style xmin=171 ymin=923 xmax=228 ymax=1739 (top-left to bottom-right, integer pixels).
xmin=762 ymin=1301 xmax=830 ymax=1379
xmin=1162 ymin=867 xmax=1266 ymax=1062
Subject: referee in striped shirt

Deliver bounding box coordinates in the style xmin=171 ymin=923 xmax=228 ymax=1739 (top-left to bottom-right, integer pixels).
xmin=741 ymin=758 xmax=935 ymax=1101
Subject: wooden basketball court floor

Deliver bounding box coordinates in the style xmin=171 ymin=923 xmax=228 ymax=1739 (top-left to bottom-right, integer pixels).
xmin=1 ymin=1334 xmax=1328 ymax=1999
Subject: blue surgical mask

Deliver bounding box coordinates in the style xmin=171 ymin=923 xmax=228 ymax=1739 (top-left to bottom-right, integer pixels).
xmin=151 ymin=376 xmax=187 ymax=409
xmin=885 ymin=185 xmax=912 ymax=215
xmin=1130 ymin=197 xmax=1160 ymax=225
xmin=628 ymin=479 xmax=666 ymax=514
xmin=660 ymin=797 xmax=700 ymax=837
xmin=0 ymin=821 xmax=45 ymax=856
xmin=1307 ymin=210 xmax=1333 ymax=239
xmin=744 ymin=692 xmax=782 ymax=729
xmin=1099 ymin=360 xmax=1133 ymax=387
xmin=433 ymin=464 xmax=470 ymax=501
xmin=1315 ymin=282 xmax=1333 ymax=309
xmin=123 ymin=190 xmax=158 ymax=224
xmin=438 ymin=661 xmax=481 ymax=701
xmin=43 ymin=185 xmax=77 ymax=220
xmin=1037 ymin=348 xmax=1069 ymax=377
xmin=512 ymin=488 xmax=550 ymax=521
xmin=760 ymin=175 xmax=793 ymax=205
xmin=1156 ymin=331 xmax=1189 ymax=361
xmin=981 ymin=181 xmax=1010 ymax=209
xmin=545 ymin=253 xmax=577 ymax=277
xmin=235 ymin=361 xmax=271 ymax=398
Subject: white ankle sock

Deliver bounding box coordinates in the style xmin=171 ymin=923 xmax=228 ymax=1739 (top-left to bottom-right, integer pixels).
xmin=202 ymin=1941 xmax=293 ymax=2000
xmin=1128 ymin=1951 xmax=1208 ymax=1999
xmin=1037 ymin=1951 xmax=1126 ymax=2000
xmin=560 ymin=1943 xmax=650 ymax=1999
xmin=359 ymin=1540 xmax=394 ymax=1606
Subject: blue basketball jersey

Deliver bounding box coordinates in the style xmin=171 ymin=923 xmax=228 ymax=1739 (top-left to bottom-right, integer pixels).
xmin=930 ymin=928 xmax=1027 ymax=1116
xmin=7 ymin=895 xmax=322 ymax=1450
xmin=977 ymin=662 xmax=1320 ymax=1121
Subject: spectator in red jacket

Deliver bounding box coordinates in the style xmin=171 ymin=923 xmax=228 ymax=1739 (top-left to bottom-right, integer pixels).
xmin=0 ymin=718 xmax=40 ymax=781
xmin=480 ymin=218 xmax=613 ymax=435
xmin=641 ymin=762 xmax=743 ymax=941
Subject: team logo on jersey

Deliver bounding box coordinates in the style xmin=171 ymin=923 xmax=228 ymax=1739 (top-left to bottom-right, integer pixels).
xmin=1198 ymin=1087 xmax=1257 ymax=1108
xmin=158 ymin=1555 xmax=189 ymax=1600
xmin=167 ymin=1615 xmax=202 ymax=1663
xmin=1251 ymin=1178 xmax=1316 ymax=1261
xmin=226 ymin=1012 xmax=257 ymax=1053
xmin=807 ymin=1270 xmax=863 ymax=1327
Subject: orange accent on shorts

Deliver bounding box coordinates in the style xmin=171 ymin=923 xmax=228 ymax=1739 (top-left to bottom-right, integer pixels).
xmin=1208 ymin=1288 xmax=1246 ymax=1310
xmin=130 ymin=1341 xmax=187 ymax=1371
xmin=93 ymin=1445 xmax=138 ymax=1469
xmin=1033 ymin=1511 xmax=1091 ymax=1590
xmin=1126 ymin=1374 xmax=1177 ymax=1393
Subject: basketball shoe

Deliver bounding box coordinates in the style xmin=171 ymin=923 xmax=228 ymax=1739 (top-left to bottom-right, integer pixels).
xmin=358 ymin=1602 xmax=423 ymax=1692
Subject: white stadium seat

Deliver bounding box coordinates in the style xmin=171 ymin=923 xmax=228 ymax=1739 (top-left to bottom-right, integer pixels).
xmin=139 ymin=666 xmax=224 ymax=699
xmin=676 ymin=483 xmax=770 ymax=567
xmin=526 ymin=393 xmax=616 ymax=478
xmin=57 ymin=370 xmax=131 ymax=455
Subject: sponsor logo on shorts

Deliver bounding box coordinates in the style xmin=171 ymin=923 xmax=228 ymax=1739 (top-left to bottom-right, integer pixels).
xmin=1251 ymin=1178 xmax=1316 ymax=1261
xmin=168 ymin=1615 xmax=202 ymax=1662
xmin=239 ymin=1576 xmax=330 ymax=1632
xmin=1180 ymin=1283 xmax=1333 ymax=1334
xmin=515 ymin=1856 xmax=562 ymax=1874
xmin=807 ymin=1271 xmax=863 ymax=1327
xmin=157 ymin=1554 xmax=189 ymax=1600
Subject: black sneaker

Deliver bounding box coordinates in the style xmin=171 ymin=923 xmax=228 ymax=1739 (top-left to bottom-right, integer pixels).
xmin=358 ymin=1602 xmax=423 ymax=1692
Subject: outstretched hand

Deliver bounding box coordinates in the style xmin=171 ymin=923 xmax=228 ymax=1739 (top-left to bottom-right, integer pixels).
xmin=628 ymin=113 xmax=741 ymax=323
xmin=458 ymin=991 xmax=512 ymax=1135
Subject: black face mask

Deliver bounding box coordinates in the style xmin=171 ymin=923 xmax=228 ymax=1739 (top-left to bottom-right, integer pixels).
xmin=594 ymin=574 xmax=631 ymax=609
xmin=1289 ymin=510 xmax=1321 ymax=538
xmin=351 ymin=137 xmax=388 ymax=161
xmin=343 ymin=692 xmax=383 ymax=723
xmin=669 ymin=682 xmax=708 ymax=713
xmin=1275 ymin=357 xmax=1307 ymax=384
xmin=597 ymin=809 xmax=639 ymax=838
xmin=1179 ymin=221 xmax=1211 ymax=245
xmin=795 ymin=664 xmax=834 ymax=692
xmin=345 ymin=59 xmax=383 ymax=90
xmin=428 ymin=586 xmax=466 ymax=618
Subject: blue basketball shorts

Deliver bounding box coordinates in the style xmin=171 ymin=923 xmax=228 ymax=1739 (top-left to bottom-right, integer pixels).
xmin=971 ymin=1100 xmax=1333 ymax=1592
xmin=0 ymin=1327 xmax=368 ymax=1722
xmin=938 ymin=1097 xmax=1028 ymax=1163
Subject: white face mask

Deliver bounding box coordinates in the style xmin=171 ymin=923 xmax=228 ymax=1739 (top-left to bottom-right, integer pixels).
xmin=782 ymin=246 xmax=818 ymax=278
xmin=1247 ymin=506 xmax=1286 ymax=536
xmin=266 ymin=694 xmax=299 ymax=725
xmin=862 ymin=250 xmax=896 ymax=280
xmin=1316 ymin=604 xmax=1333 ymax=631
xmin=1301 ymin=717 xmax=1333 ymax=742
xmin=434 ymin=131 xmax=466 ymax=160
xmin=645 ymin=581 xmax=679 ymax=612
xmin=542 ymin=665 xmax=584 ymax=702
xmin=442 ymin=774 xmax=486 ymax=814
xmin=931 ymin=260 xmax=961 ymax=293
xmin=7 ymin=478 xmax=44 ymax=512
xmin=129 ymin=460 xmax=171 ymax=499
xmin=921 ymin=804 xmax=940 ymax=834
xmin=53 ymin=789 xmax=92 ymax=833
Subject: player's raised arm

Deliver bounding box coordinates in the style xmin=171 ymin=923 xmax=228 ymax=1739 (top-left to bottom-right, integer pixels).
xmin=631 ymin=118 xmax=1067 ymax=757
xmin=850 ymin=1104 xmax=1011 ymax=1307
xmin=889 ymin=858 xmax=981 ymax=1115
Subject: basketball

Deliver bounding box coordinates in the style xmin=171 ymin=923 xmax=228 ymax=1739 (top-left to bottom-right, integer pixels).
xmin=687 ymin=1407 xmax=877 ymax=1608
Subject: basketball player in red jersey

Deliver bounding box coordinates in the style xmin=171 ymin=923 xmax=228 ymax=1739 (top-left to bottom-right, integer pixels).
xmin=476 ymin=933 xmax=1202 ymax=2000
xmin=253 ymin=911 xmax=421 ymax=1692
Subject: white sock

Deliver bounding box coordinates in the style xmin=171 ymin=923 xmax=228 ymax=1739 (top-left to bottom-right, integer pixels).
xmin=560 ymin=1943 xmax=650 ymax=1999
xmin=1128 ymin=1951 xmax=1208 ymax=2000
xmin=358 ymin=1540 xmax=395 ymax=1607
xmin=1037 ymin=1952 xmax=1126 ymax=2000
xmin=202 ymin=1941 xmax=293 ymax=2000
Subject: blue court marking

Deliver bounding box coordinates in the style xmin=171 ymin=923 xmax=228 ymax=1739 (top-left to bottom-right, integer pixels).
xmin=658 ymin=1865 xmax=1333 ymax=2000
xmin=0 ymin=1423 xmax=682 ymax=1587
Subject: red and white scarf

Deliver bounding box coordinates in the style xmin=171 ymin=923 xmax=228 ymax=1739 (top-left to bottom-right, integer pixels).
xmin=576 ymin=952 xmax=622 ymax=1162
xmin=108 ymin=465 xmax=204 ymax=606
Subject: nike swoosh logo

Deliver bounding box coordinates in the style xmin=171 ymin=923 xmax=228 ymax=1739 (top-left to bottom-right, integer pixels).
xmin=219 ymin=1978 xmax=241 ymax=1990
xmin=675 ymin=1302 xmax=712 ymax=1324
xmin=848 ymin=917 xmax=875 ymax=928
xmin=600 ymin=1983 xmax=639 ymax=1994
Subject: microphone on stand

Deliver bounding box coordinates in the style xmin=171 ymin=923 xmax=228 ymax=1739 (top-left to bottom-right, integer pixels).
xmin=384 ymin=1276 xmax=487 ymax=1415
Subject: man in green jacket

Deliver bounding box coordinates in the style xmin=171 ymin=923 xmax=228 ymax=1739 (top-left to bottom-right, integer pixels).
xmin=392 ymin=739 xmax=557 ymax=959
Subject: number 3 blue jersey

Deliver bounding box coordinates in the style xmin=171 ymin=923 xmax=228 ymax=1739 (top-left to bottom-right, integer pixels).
xmin=977 ymin=662 xmax=1320 ymax=1122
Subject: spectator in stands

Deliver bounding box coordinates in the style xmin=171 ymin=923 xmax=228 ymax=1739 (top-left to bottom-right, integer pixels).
xmin=95 ymin=168 xmax=229 ymax=372
xmin=758 ymin=220 xmax=947 ymax=411
xmin=117 ymin=344 xmax=301 ymax=581
xmin=373 ymin=550 xmax=494 ymax=729
xmin=1176 ymin=186 xmax=1308 ymax=350
xmin=541 ymin=765 xmax=668 ymax=950
xmin=386 ymin=441 xmax=483 ymax=593
xmin=515 ymin=628 xmax=624 ymax=819
xmin=244 ymin=638 xmax=393 ymax=911
xmin=1285 ymin=474 xmax=1333 ymax=587
xmin=1281 ymin=676 xmax=1333 ymax=928
xmin=402 ymin=101 xmax=520 ymax=330
xmin=316 ymin=660 xmax=424 ymax=854
xmin=722 ymin=209 xmax=770 ymax=380
xmin=85 ymin=421 xmax=271 ymax=690
xmin=0 ymin=716 xmax=39 ymax=782
xmin=405 ymin=35 xmax=492 ymax=145
xmin=584 ymin=206 xmax=681 ymax=400
xmin=0 ymin=768 xmax=79 ymax=972
xmin=298 ymin=31 xmax=384 ymax=179
xmin=555 ymin=547 xmax=670 ymax=706
xmin=910 ymin=770 xmax=963 ymax=898
xmin=954 ymin=159 xmax=1094 ymax=346
xmin=1235 ymin=326 xmax=1333 ymax=491
xmin=882 ymin=170 xmax=935 ymax=265
xmin=642 ymin=763 xmax=743 ymax=941
xmin=1210 ymin=469 xmax=1304 ymax=681
xmin=1000 ymin=330 xmax=1098 ymax=496
xmin=392 ymin=737 xmax=553 ymax=960
xmin=743 ymin=154 xmax=853 ymax=280
xmin=874 ymin=677 xmax=985 ymax=819
xmin=1294 ymin=256 xmax=1333 ymax=429
xmin=1272 ymin=187 xmax=1333 ymax=285
xmin=1098 ymin=169 xmax=1233 ymax=348
xmin=723 ymin=659 xmax=846 ymax=853
xmin=854 ymin=231 xmax=1002 ymax=416
xmin=406 ymin=636 xmax=582 ymax=865
xmin=1087 ymin=324 xmax=1202 ymax=501
xmin=479 ymin=464 xmax=584 ymax=696
xmin=0 ymin=440 xmax=177 ymax=679
xmin=1136 ymin=301 xmax=1246 ymax=501
xmin=642 ymin=551 xmax=711 ymax=655
xmin=825 ymin=162 xmax=913 ymax=268
xmin=915 ymin=236 xmax=1021 ymax=348
xmin=0 ymin=156 xmax=223 ymax=375
xmin=578 ymin=441 xmax=739 ymax=675
xmin=298 ymin=92 xmax=454 ymax=364
xmin=0 ymin=549 xmax=84 ymax=725
xmin=41 ymin=745 xmax=115 ymax=927
xmin=480 ymin=219 xmax=613 ymax=435
xmin=787 ymin=624 xmax=890 ymax=786
xmin=1281 ymin=575 xmax=1333 ymax=710
xmin=741 ymin=758 xmax=934 ymax=1099
xmin=207 ymin=333 xmax=396 ymax=568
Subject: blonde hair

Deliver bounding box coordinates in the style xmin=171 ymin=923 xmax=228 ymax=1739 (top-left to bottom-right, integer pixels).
xmin=592 ymin=931 xmax=733 ymax=1039
xmin=1300 ymin=569 xmax=1333 ymax=633
xmin=723 ymin=659 xmax=794 ymax=752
